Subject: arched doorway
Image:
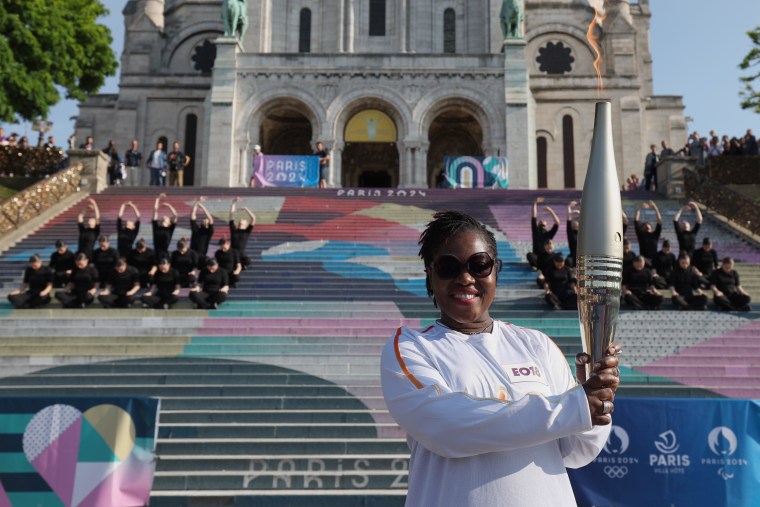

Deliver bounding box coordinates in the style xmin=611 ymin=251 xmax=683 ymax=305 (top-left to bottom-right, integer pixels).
xmin=260 ymin=103 xmax=313 ymax=155
xmin=426 ymin=107 xmax=483 ymax=186
xmin=342 ymin=109 xmax=399 ymax=188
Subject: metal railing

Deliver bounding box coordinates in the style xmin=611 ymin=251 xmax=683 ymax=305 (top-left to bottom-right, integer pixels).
xmin=0 ymin=165 xmax=83 ymax=235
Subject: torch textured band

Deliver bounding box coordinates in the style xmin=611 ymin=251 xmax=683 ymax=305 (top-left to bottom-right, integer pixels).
xmin=577 ymin=255 xmax=623 ymax=296
xmin=577 ymin=254 xmax=623 ymax=364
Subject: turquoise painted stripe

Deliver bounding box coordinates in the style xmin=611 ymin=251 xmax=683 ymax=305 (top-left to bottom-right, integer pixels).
xmin=0 ymin=414 xmax=34 ymax=433
xmin=7 ymin=492 xmax=65 ymax=507
xmin=0 ymin=453 xmax=34 ymax=473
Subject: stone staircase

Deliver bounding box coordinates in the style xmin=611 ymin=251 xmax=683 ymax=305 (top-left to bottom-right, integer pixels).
xmin=1 ymin=187 xmax=759 ymax=505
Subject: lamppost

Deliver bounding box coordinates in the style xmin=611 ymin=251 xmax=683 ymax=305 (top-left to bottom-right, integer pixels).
xmin=32 ymin=119 xmax=53 ymax=147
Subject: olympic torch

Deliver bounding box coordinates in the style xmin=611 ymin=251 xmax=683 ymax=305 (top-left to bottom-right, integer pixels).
xmin=576 ymin=101 xmax=623 ymax=378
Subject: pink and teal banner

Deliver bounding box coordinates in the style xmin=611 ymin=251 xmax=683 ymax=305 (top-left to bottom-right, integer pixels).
xmin=252 ymin=155 xmax=320 ymax=187
xmin=0 ymin=397 xmax=159 ymax=507
xmin=443 ymin=156 xmax=509 ymax=188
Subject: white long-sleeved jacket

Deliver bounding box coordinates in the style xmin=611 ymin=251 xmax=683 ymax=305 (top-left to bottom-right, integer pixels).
xmin=380 ymin=320 xmax=610 ymax=507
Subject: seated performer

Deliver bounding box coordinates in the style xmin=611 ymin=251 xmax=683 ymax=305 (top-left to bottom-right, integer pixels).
xmin=7 ymin=255 xmax=53 ymax=309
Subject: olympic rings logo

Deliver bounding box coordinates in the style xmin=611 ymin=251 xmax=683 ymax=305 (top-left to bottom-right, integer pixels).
xmin=604 ymin=465 xmax=628 ymax=479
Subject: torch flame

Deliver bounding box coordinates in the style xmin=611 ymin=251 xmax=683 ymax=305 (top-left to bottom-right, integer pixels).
xmin=586 ymin=0 xmax=606 ymax=92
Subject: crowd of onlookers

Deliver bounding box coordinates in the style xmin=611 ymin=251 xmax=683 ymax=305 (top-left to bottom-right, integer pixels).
xmin=6 ymin=195 xmax=256 ymax=311
xmin=527 ymin=197 xmax=752 ymax=312
xmin=0 ymin=128 xmax=65 ymax=178
xmin=627 ymin=129 xmax=759 ymax=192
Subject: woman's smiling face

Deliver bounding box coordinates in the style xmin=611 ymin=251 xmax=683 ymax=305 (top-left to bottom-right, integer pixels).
xmin=427 ymin=230 xmax=498 ymax=332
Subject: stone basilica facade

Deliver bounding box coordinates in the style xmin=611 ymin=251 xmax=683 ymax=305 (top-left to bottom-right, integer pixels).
xmin=76 ymin=0 xmax=686 ymax=188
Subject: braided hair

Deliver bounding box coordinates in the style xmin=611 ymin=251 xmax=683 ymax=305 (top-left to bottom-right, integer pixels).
xmin=418 ymin=210 xmax=499 ymax=299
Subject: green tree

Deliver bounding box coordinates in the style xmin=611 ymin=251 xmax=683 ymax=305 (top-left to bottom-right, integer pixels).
xmin=740 ymin=26 xmax=760 ymax=113
xmin=0 ymin=0 xmax=118 ymax=122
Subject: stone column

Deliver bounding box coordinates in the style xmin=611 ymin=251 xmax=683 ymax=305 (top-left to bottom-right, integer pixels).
xmin=399 ymin=0 xmax=408 ymax=53
xmin=412 ymin=143 xmax=429 ymax=188
xmin=503 ymin=39 xmax=536 ymax=189
xmin=203 ymin=37 xmax=242 ymax=187
xmin=331 ymin=141 xmax=344 ymax=188
xmin=338 ymin=0 xmax=345 ymax=52
xmin=346 ymin=1 xmax=355 ymax=53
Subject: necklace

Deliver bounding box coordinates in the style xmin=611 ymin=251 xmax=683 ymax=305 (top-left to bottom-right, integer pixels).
xmin=438 ymin=319 xmax=494 ymax=335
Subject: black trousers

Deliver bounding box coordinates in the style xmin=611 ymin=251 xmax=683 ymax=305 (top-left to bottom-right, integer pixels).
xmin=189 ymin=290 xmax=227 ymax=309
xmin=55 ymin=291 xmax=95 ymax=308
xmin=98 ymin=293 xmax=135 ymax=308
xmin=624 ymin=290 xmax=663 ymax=310
xmin=53 ymin=271 xmax=69 ymax=288
xmin=178 ymin=272 xmax=197 ymax=289
xmin=672 ymin=293 xmax=708 ymax=310
xmin=141 ymin=293 xmax=179 ymax=309
xmin=7 ymin=292 xmax=51 ymax=309
xmin=714 ymin=292 xmax=751 ymax=311
xmin=546 ymin=291 xmax=577 ymax=310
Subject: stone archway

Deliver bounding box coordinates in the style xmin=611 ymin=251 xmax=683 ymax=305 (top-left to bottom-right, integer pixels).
xmin=260 ymin=104 xmax=313 ymax=156
xmin=426 ymin=107 xmax=484 ymax=186
xmin=342 ymin=109 xmax=400 ymax=188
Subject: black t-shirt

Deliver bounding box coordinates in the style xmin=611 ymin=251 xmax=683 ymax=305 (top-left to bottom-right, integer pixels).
xmin=674 ymin=220 xmax=700 ymax=257
xmin=128 ymin=248 xmax=156 ymax=274
xmin=623 ymin=267 xmax=655 ymax=292
xmin=531 ymin=218 xmax=558 ymax=256
xmin=623 ymin=250 xmax=637 ymax=273
xmin=634 ymin=220 xmax=661 ymax=260
xmin=708 ymin=269 xmax=740 ymax=294
xmin=49 ymin=250 xmax=75 ymax=273
xmin=171 ymin=249 xmax=199 ymax=275
xmin=117 ymin=218 xmax=140 ymax=257
xmin=545 ymin=265 xmax=576 ymax=295
xmin=199 ymin=268 xmax=229 ymax=293
xmin=669 ymin=266 xmax=701 ymax=294
xmin=315 ymin=149 xmax=329 ymax=166
xmin=78 ymin=223 xmax=100 ymax=258
xmin=23 ymin=266 xmax=53 ymax=295
xmin=214 ymin=248 xmax=240 ymax=274
xmin=168 ymin=150 xmax=186 ymax=171
xmin=109 ymin=266 xmax=140 ymax=295
xmin=229 ymin=220 xmax=253 ymax=255
xmin=69 ymin=265 xmax=99 ymax=293
xmin=124 ymin=149 xmax=142 ymax=167
xmin=151 ymin=268 xmax=180 ymax=295
xmin=653 ymin=251 xmax=677 ymax=279
xmin=152 ymin=220 xmax=176 ymax=256
xmin=190 ymin=220 xmax=214 ymax=257
xmin=92 ymin=247 xmax=120 ymax=278
xmin=691 ymin=247 xmax=718 ymax=276
xmin=566 ymin=220 xmax=578 ymax=257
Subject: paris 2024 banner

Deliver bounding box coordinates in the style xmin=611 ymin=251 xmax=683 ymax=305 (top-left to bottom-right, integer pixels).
xmin=568 ymin=397 xmax=760 ymax=507
xmin=443 ymin=156 xmax=509 ymax=188
xmin=0 ymin=397 xmax=160 ymax=507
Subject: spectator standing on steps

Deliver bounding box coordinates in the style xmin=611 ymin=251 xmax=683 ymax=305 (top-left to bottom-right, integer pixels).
xmin=124 ymin=139 xmax=143 ymax=187
xmin=98 ymin=258 xmax=140 ymax=308
xmin=673 ymin=201 xmax=702 ymax=258
xmin=117 ymin=201 xmax=141 ymax=258
xmin=152 ymin=194 xmax=178 ymax=261
xmin=55 ymin=253 xmax=99 ymax=308
xmin=634 ymin=200 xmax=662 ymax=265
xmin=527 ymin=197 xmax=559 ymax=271
xmin=315 ymin=142 xmax=330 ymax=188
xmin=7 ymin=255 xmax=53 ymax=309
xmin=709 ymin=257 xmax=752 ymax=312
xmin=168 ymin=141 xmax=191 ymax=187
xmin=147 ymin=141 xmax=168 ymax=187
xmin=77 ymin=198 xmax=101 ymax=259
xmin=141 ymin=257 xmax=180 ymax=309
xmin=643 ymin=144 xmax=658 ymax=191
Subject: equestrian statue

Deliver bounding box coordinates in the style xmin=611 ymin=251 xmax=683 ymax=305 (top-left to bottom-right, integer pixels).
xmin=222 ymin=0 xmax=249 ymax=44
xmin=500 ymin=0 xmax=525 ymax=39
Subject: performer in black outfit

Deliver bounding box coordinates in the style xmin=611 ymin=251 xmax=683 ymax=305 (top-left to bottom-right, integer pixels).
xmin=190 ymin=258 xmax=229 ymax=309
xmin=128 ymin=239 xmax=157 ymax=288
xmin=622 ymin=255 xmax=663 ymax=310
xmin=77 ymin=198 xmax=100 ymax=258
xmin=709 ymin=257 xmax=752 ymax=312
xmin=7 ymin=255 xmax=53 ymax=309
xmin=691 ymin=237 xmax=719 ymax=286
xmin=152 ymin=193 xmax=178 ymax=261
xmin=98 ymin=258 xmax=141 ymax=308
xmin=92 ymin=235 xmax=120 ymax=286
xmin=542 ymin=253 xmax=578 ymax=310
xmin=116 ymin=201 xmax=141 ymax=257
xmin=652 ymin=239 xmax=677 ymax=289
xmin=170 ymin=239 xmax=199 ymax=288
xmin=214 ymin=237 xmax=242 ymax=288
xmin=634 ymin=200 xmax=662 ymax=265
xmin=55 ymin=253 xmax=99 ymax=308
xmin=668 ymin=253 xmax=708 ymax=311
xmin=141 ymin=258 xmax=180 ymax=309
xmin=526 ymin=196 xmax=559 ymax=270
xmin=565 ymin=200 xmax=580 ymax=267
xmin=535 ymin=239 xmax=557 ymax=288
xmin=622 ymin=239 xmax=637 ymax=273
xmin=50 ymin=239 xmax=76 ymax=288
xmin=190 ymin=197 xmax=214 ymax=261
xmin=229 ymin=197 xmax=256 ymax=268
xmin=673 ymin=201 xmax=703 ymax=257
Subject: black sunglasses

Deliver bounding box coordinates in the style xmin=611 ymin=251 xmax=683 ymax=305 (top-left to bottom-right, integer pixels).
xmin=430 ymin=252 xmax=501 ymax=280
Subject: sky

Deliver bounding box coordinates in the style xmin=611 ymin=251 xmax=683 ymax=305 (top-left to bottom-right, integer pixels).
xmin=2 ymin=0 xmax=759 ymax=149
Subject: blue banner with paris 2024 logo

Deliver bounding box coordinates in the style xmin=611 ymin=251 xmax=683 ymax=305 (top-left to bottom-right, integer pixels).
xmin=252 ymin=155 xmax=320 ymax=187
xmin=443 ymin=156 xmax=509 ymax=188
xmin=568 ymin=398 xmax=760 ymax=507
